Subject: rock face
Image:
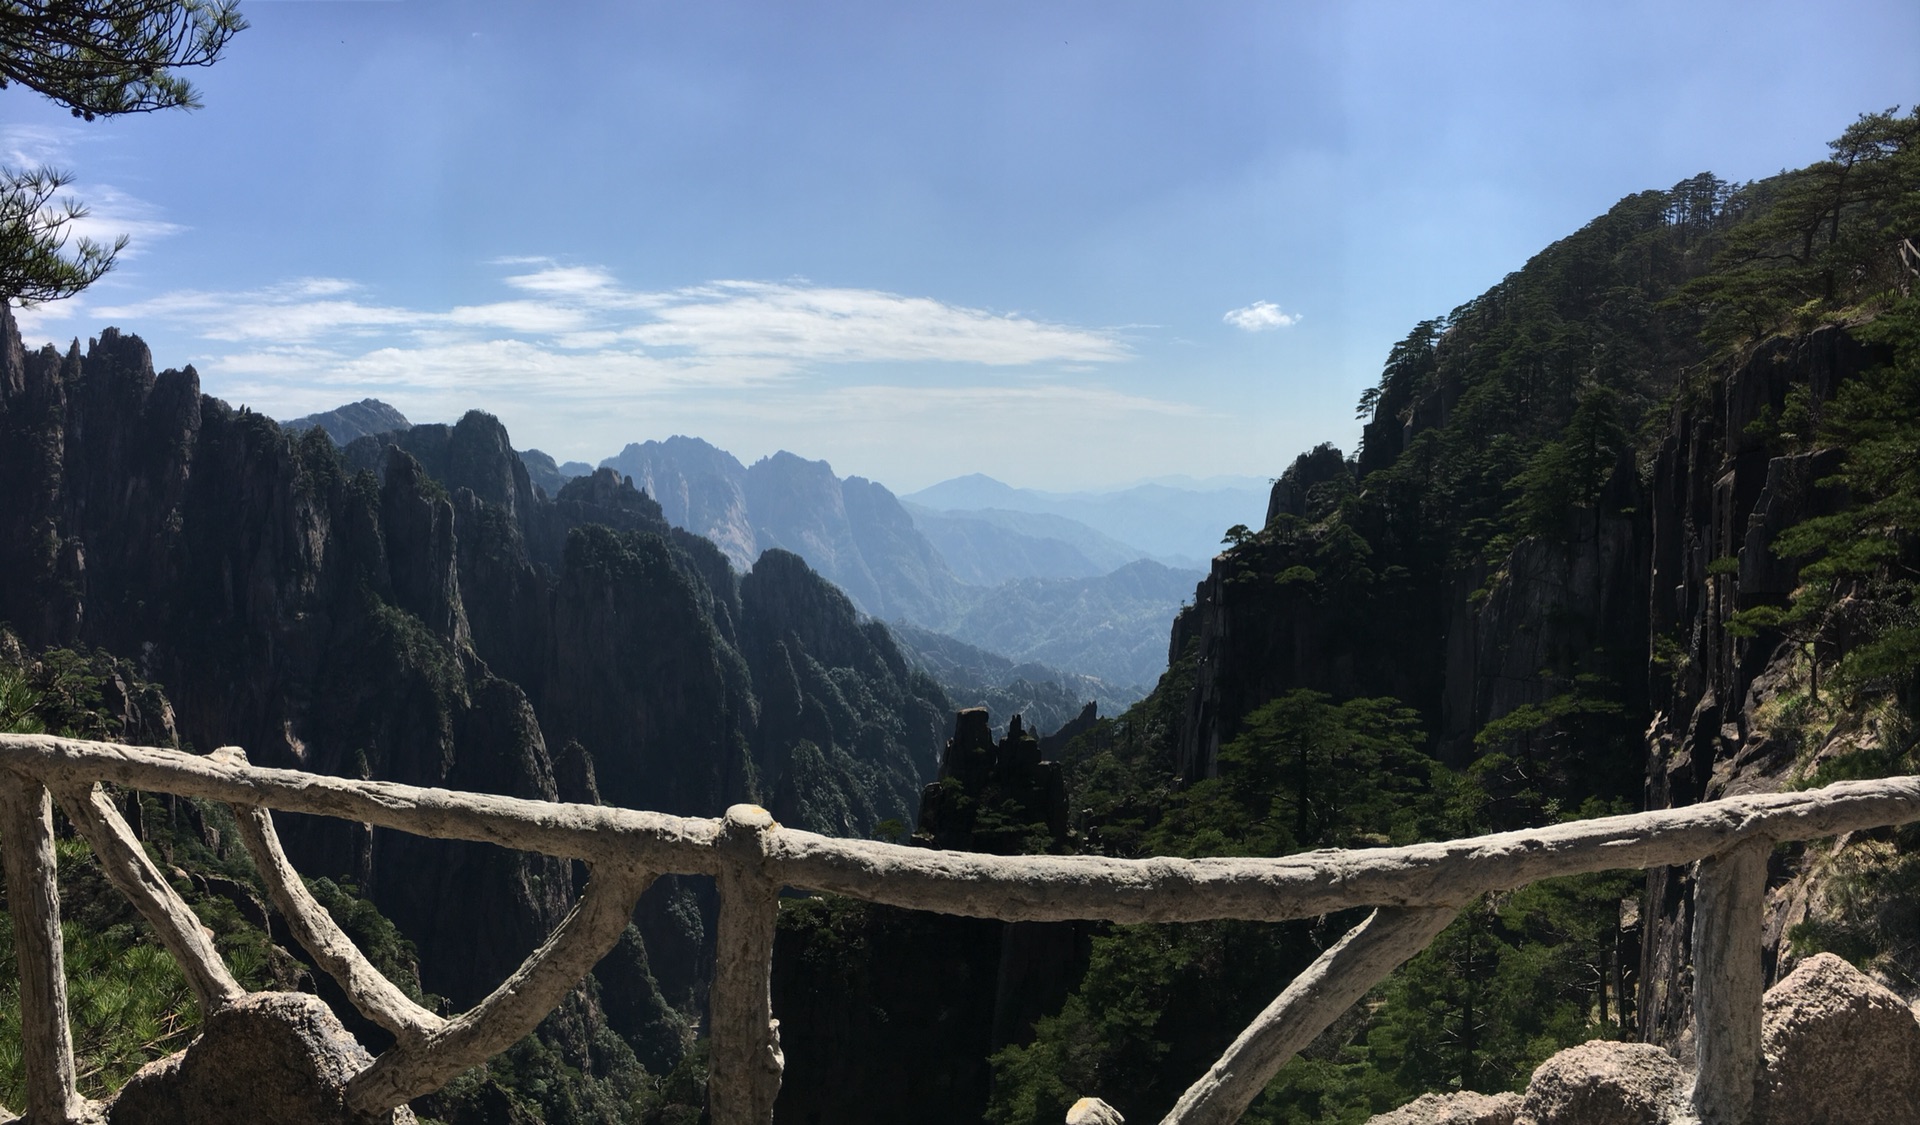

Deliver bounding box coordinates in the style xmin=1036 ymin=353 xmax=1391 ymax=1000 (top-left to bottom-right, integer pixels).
xmin=1170 ymin=320 xmax=1891 ymax=1056
xmin=602 ymin=438 xmax=967 ymax=624
xmin=1065 ymin=1097 xmax=1127 ymax=1125
xmin=0 ymin=309 xmax=947 ymax=1048
xmin=1760 ymin=952 xmax=1920 ymax=1125
xmin=107 ymin=992 xmax=411 ymax=1125
xmin=1513 ymin=1041 xmax=1686 ymax=1125
xmin=1638 ymin=327 xmax=1889 ymax=1041
xmin=1367 ymin=1090 xmax=1522 ymax=1124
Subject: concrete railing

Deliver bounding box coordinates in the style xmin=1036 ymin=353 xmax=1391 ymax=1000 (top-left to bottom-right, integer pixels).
xmin=3 ymin=733 xmax=1918 ymax=1125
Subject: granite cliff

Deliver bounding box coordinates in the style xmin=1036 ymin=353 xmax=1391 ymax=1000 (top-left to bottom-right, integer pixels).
xmin=0 ymin=307 xmax=947 ymax=1064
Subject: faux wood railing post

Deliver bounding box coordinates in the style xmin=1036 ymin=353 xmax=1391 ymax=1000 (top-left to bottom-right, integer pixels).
xmin=0 ymin=771 xmax=90 ymax=1125
xmin=1690 ymin=836 xmax=1769 ymax=1125
xmin=708 ymin=805 xmax=784 ymax=1125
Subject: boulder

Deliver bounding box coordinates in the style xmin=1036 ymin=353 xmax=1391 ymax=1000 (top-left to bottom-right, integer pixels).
xmin=106 ymin=992 xmax=413 ymax=1125
xmin=1761 ymin=951 xmax=1920 ymax=1125
xmin=1366 ymin=1089 xmax=1523 ymax=1123
xmin=1065 ymin=1098 xmax=1125 ymax=1124
xmin=1516 ymin=1041 xmax=1685 ymax=1124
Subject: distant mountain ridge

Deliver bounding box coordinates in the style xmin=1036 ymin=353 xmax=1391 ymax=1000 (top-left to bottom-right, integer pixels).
xmin=279 ymin=398 xmax=410 ymax=445
xmin=885 ymin=620 xmax=1143 ymax=736
xmin=256 ymin=423 xmax=1211 ymax=690
xmin=599 ymin=436 xmax=1203 ymax=689
xmin=902 ymin=472 xmax=1265 ymax=565
xmin=901 ymin=502 xmax=1153 ymax=583
xmin=603 ymin=437 xmax=960 ymax=625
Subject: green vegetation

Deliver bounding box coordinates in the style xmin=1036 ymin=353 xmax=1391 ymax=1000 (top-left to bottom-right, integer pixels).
xmin=981 ymin=683 xmax=1641 ymax=1124
xmin=980 ymin=107 xmax=1920 ymax=1123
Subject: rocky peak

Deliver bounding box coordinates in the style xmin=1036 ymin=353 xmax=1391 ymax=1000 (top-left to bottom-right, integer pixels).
xmin=279 ymin=398 xmax=410 ymax=445
xmin=915 ymin=706 xmax=1069 ymax=854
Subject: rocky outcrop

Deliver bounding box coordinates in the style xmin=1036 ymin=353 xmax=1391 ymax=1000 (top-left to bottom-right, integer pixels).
xmin=107 ymin=992 xmax=412 ymax=1125
xmin=915 ymin=708 xmax=1068 ymax=854
xmin=1367 ymin=1091 xmax=1521 ymax=1124
xmin=1369 ymin=952 xmax=1920 ymax=1125
xmin=1513 ymin=1042 xmax=1685 ymax=1125
xmin=1065 ymin=1098 xmax=1127 ymax=1125
xmin=515 ymin=448 xmax=588 ymax=498
xmin=1266 ymin=443 xmax=1351 ymax=526
xmin=1760 ymin=952 xmax=1920 ymax=1125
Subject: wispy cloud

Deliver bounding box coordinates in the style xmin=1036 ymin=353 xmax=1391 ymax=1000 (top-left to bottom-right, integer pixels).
xmin=75 ymin=265 xmax=1130 ymax=373
xmin=1223 ymin=300 xmax=1300 ymax=332
xmin=17 ymin=261 xmax=1154 ymax=472
xmin=0 ymin=124 xmax=185 ymax=258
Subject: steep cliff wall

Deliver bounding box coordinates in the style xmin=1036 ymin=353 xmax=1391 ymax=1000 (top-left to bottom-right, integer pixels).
xmin=0 ymin=309 xmax=948 ymax=1022
xmin=1638 ymin=326 xmax=1890 ymax=1043
xmin=1166 ymin=324 xmax=1893 ymax=1060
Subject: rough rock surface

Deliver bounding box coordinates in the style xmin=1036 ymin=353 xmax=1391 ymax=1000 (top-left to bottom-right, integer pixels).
xmin=1761 ymin=951 xmax=1920 ymax=1125
xmin=1366 ymin=1090 xmax=1522 ymax=1124
xmin=106 ymin=992 xmax=413 ymax=1124
xmin=1515 ymin=1041 xmax=1685 ymax=1125
xmin=1065 ymin=1097 xmax=1126 ymax=1124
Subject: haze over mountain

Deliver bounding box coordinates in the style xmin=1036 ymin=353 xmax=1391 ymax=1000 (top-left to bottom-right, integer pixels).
xmin=902 ymin=472 xmax=1267 ymax=564
xmin=598 ymin=435 xmax=1203 ymax=691
xmin=901 ymin=503 xmax=1160 ymax=583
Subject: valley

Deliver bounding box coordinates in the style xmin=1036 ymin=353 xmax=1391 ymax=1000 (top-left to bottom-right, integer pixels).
xmin=0 ymin=21 xmax=1915 ymax=1121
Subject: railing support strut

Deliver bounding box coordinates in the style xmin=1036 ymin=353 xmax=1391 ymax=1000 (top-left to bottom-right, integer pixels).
xmin=0 ymin=770 xmax=91 ymax=1125
xmin=55 ymin=782 xmax=245 ymax=1017
xmin=1691 ymin=835 xmax=1770 ymax=1125
xmin=1158 ymin=905 xmax=1459 ymax=1125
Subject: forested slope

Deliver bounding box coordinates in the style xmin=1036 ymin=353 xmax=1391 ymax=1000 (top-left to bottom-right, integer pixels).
xmin=774 ymin=107 xmax=1920 ymax=1125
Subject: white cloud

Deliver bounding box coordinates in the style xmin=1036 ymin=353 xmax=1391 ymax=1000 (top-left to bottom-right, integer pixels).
xmin=621 ymin=282 xmax=1129 ymax=365
xmin=20 ymin=262 xmax=1152 ymax=479
xmin=502 ymin=264 xmax=623 ymax=297
xmin=1 ymin=125 xmax=185 ymax=259
xmin=78 ymin=265 xmax=1130 ymax=370
xmin=1222 ymin=300 xmax=1300 ymax=332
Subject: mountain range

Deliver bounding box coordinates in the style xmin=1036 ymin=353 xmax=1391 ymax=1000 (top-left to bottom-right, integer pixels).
xmin=2 ymin=312 xmax=957 ymax=1016
xmin=596 ymin=437 xmax=1202 ymax=691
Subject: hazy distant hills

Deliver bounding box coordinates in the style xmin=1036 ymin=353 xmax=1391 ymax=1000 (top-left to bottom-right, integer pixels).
xmin=598 ymin=436 xmax=1203 ymax=690
xmin=885 ymin=621 xmax=1145 ymax=736
xmin=602 ymin=438 xmax=959 ymax=625
xmin=902 ymin=502 xmax=1151 ymax=584
xmin=902 ymin=471 xmax=1269 ymax=565
xmin=938 ymin=558 xmax=1197 ymax=688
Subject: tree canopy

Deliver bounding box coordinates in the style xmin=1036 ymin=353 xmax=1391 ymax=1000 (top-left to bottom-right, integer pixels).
xmin=0 ymin=0 xmax=243 ymax=305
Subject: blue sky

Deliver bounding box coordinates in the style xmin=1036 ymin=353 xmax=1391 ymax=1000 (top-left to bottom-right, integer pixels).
xmin=7 ymin=0 xmax=1918 ymax=491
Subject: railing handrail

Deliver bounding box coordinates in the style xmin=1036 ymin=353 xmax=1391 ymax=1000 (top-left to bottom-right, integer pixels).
xmin=3 ymin=731 xmax=1915 ymax=1125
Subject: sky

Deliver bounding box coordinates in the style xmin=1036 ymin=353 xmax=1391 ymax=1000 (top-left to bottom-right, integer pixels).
xmin=5 ymin=0 xmax=1918 ymax=492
